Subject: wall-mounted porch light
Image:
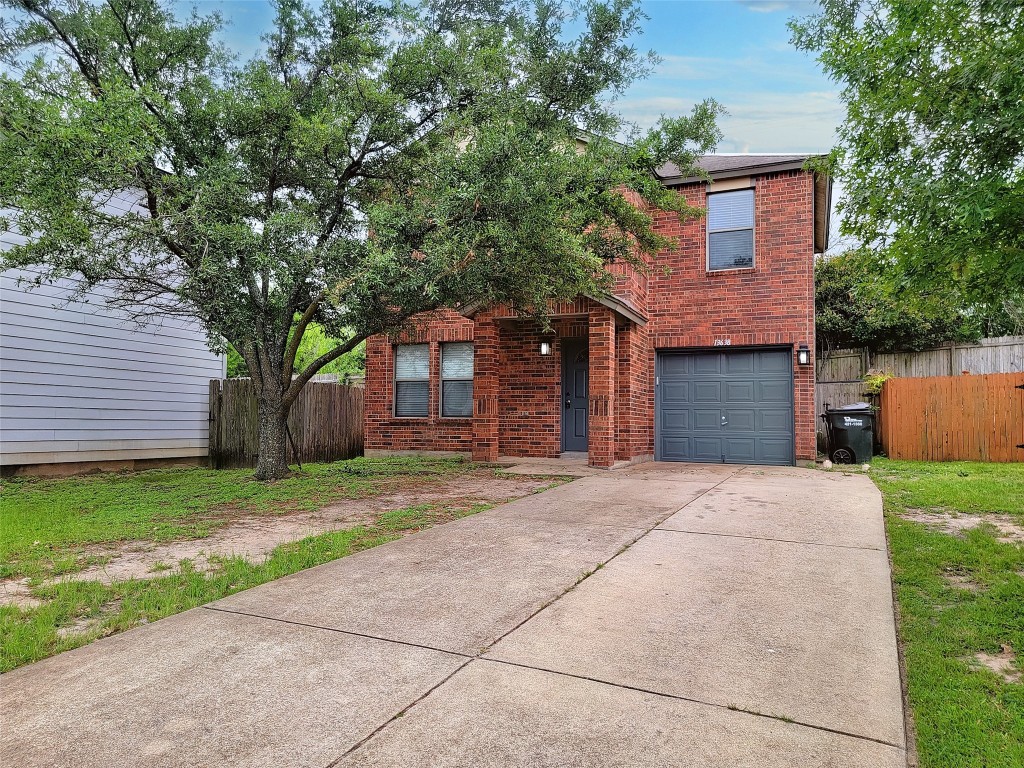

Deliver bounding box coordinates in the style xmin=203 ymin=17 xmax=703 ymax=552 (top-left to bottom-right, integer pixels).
xmin=539 ymin=341 xmax=553 ymax=356
xmin=797 ymin=344 xmax=811 ymax=366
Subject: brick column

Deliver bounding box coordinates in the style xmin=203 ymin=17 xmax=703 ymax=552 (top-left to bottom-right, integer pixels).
xmin=588 ymin=307 xmax=616 ymax=468
xmin=472 ymin=319 xmax=500 ymax=461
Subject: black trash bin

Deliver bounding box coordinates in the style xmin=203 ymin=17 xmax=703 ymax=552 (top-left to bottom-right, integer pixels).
xmin=821 ymin=402 xmax=874 ymax=464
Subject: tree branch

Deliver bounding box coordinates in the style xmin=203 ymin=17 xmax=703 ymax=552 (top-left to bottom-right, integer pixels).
xmin=284 ymin=333 xmax=365 ymax=408
xmin=280 ymin=295 xmax=321 ymax=388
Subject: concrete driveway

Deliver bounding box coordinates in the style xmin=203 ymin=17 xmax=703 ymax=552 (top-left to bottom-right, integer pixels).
xmin=1 ymin=464 xmax=907 ymax=767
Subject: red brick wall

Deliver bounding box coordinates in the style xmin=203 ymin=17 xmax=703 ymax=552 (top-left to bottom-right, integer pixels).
xmin=588 ymin=308 xmax=617 ymax=467
xmin=615 ymin=322 xmax=652 ymax=462
xmin=364 ymin=310 xmax=477 ymax=455
xmin=364 ymin=170 xmax=817 ymax=464
xmin=646 ymin=170 xmax=817 ymax=460
xmin=365 ymin=310 xmax=595 ymax=459
xmin=495 ymin=318 xmax=588 ymax=458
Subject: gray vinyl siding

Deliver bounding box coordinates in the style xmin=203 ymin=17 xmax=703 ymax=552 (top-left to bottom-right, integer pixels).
xmin=1 ymin=198 xmax=225 ymax=466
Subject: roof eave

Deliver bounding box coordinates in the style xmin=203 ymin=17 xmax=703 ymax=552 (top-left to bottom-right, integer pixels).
xmin=584 ymin=293 xmax=648 ymax=327
xmin=657 ymin=159 xmax=811 ymax=186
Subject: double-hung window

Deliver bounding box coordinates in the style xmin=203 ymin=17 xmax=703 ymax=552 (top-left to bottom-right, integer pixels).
xmin=440 ymin=343 xmax=474 ymax=417
xmin=707 ymin=189 xmax=755 ymax=271
xmin=394 ymin=344 xmax=429 ymax=417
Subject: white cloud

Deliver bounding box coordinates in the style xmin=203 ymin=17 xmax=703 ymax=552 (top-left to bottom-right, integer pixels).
xmin=654 ymin=54 xmax=732 ymax=81
xmin=618 ymin=90 xmax=843 ymax=154
xmin=735 ymin=0 xmax=815 ymax=13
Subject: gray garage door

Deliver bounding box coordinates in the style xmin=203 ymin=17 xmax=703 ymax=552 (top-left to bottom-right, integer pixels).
xmin=656 ymin=348 xmax=794 ymax=466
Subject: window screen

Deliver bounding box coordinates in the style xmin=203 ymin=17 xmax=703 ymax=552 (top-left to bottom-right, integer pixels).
xmin=441 ymin=342 xmax=474 ymax=417
xmin=707 ymin=189 xmax=754 ymax=270
xmin=395 ymin=344 xmax=429 ymax=417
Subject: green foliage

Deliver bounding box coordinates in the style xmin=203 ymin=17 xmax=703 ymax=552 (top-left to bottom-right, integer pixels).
xmin=291 ymin=324 xmax=365 ymax=378
xmin=815 ymin=249 xmax=1007 ymax=354
xmin=872 ymin=460 xmax=1024 ymax=767
xmin=861 ymin=368 xmax=892 ymax=395
xmin=792 ymin=1 xmax=1024 ymax=306
xmin=226 ymin=324 xmax=365 ymax=378
xmin=0 ymin=0 xmax=721 ymax=477
xmin=225 ymin=344 xmax=247 ymax=378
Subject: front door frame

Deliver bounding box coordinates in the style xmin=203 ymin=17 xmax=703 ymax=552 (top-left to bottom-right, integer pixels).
xmin=560 ymin=338 xmax=590 ymax=453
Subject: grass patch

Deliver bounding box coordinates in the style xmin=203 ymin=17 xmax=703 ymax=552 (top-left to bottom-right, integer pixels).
xmin=0 ymin=501 xmax=492 ymax=671
xmin=0 ymin=455 xmax=471 ymax=581
xmin=0 ymin=522 xmax=393 ymax=671
xmin=872 ymin=459 xmax=1024 ymax=768
xmin=0 ymin=456 xmax=561 ymax=672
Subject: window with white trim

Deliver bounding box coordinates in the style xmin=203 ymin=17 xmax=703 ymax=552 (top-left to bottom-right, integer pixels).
xmin=440 ymin=342 xmax=474 ymax=417
xmin=394 ymin=344 xmax=429 ymax=417
xmin=707 ymin=189 xmax=755 ymax=270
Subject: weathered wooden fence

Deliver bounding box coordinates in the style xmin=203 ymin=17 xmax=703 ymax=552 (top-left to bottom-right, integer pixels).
xmin=208 ymin=379 xmax=364 ymax=468
xmin=879 ymin=373 xmax=1024 ymax=462
xmin=816 ymin=335 xmax=1024 ymax=417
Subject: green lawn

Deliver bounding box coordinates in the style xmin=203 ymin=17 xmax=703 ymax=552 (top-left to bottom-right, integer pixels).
xmin=0 ymin=456 xmax=541 ymax=672
xmin=872 ymin=459 xmax=1024 ymax=768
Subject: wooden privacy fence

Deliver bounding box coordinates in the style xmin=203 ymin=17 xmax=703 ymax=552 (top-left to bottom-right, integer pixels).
xmin=816 ymin=335 xmax=1024 ymax=419
xmin=208 ymin=379 xmax=364 ymax=469
xmin=815 ymin=336 xmax=1024 ymax=450
xmin=879 ymin=373 xmax=1024 ymax=462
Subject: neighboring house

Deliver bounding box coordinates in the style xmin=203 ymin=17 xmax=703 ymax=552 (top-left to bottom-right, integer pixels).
xmin=364 ymin=154 xmax=830 ymax=468
xmin=0 ymin=200 xmax=225 ymax=474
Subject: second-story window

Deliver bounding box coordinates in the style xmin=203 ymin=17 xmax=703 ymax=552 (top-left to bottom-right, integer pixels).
xmin=441 ymin=342 xmax=474 ymax=417
xmin=394 ymin=344 xmax=429 ymax=417
xmin=707 ymin=189 xmax=755 ymax=271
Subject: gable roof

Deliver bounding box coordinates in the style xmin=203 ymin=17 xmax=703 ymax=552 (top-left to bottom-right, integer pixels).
xmin=655 ymin=153 xmax=832 ymax=254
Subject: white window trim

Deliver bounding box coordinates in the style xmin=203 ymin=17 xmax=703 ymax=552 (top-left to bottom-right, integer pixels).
xmin=706 ymin=188 xmax=756 ymax=273
xmin=439 ymin=342 xmax=474 ymax=419
xmin=393 ymin=343 xmax=430 ymax=418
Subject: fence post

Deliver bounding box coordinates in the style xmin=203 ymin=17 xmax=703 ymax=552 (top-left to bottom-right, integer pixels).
xmin=208 ymin=379 xmax=221 ymax=469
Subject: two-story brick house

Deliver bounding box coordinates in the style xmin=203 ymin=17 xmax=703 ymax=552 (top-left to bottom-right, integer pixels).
xmin=363 ymin=154 xmax=830 ymax=468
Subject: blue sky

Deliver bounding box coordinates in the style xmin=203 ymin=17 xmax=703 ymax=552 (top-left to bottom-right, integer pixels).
xmin=187 ymin=0 xmax=840 ymax=154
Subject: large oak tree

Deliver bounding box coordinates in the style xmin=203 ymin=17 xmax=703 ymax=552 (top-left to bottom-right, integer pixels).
xmin=792 ymin=0 xmax=1024 ymax=307
xmin=0 ymin=0 xmax=720 ymax=478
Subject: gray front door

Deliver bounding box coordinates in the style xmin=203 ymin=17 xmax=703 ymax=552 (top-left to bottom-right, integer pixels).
xmin=656 ymin=348 xmax=794 ymax=466
xmin=561 ymin=339 xmax=589 ymax=452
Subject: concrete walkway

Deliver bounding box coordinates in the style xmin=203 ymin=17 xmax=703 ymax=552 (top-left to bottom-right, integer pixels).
xmin=1 ymin=464 xmax=907 ymax=767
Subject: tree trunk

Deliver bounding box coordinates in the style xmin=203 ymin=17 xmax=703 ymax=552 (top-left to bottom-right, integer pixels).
xmin=254 ymin=392 xmax=291 ymax=481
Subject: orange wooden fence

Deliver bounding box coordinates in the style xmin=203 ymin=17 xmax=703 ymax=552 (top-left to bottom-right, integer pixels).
xmin=879 ymin=373 xmax=1024 ymax=462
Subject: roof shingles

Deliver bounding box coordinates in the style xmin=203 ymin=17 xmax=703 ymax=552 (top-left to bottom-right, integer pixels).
xmin=656 ymin=153 xmax=813 ymax=183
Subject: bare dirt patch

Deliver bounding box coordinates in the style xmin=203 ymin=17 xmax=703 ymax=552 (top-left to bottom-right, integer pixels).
xmin=900 ymin=509 xmax=1024 ymax=544
xmin=53 ymin=469 xmax=555 ymax=585
xmin=55 ymin=600 xmax=123 ymax=640
xmin=0 ymin=578 xmax=43 ymax=610
xmin=967 ymin=644 xmax=1022 ymax=684
xmin=942 ymin=569 xmax=984 ymax=592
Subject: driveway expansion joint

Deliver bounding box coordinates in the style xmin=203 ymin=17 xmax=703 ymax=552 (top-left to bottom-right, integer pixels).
xmin=650 ymin=527 xmax=885 ymax=551
xmin=325 ymin=657 xmax=476 ymax=768
xmin=3 ymin=464 xmax=904 ymax=768
xmin=473 ymin=465 xmax=748 ymax=656
xmin=475 ymin=655 xmax=907 ymax=752
xmin=201 ymin=605 xmax=474 ymax=660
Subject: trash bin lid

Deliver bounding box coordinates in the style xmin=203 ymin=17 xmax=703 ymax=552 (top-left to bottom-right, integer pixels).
xmin=830 ymin=401 xmax=872 ymax=411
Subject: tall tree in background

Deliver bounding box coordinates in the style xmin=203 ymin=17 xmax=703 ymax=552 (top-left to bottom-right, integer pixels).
xmin=792 ymin=0 xmax=1024 ymax=306
xmin=815 ymin=249 xmax=1015 ymax=357
xmin=0 ymin=0 xmax=721 ymax=479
